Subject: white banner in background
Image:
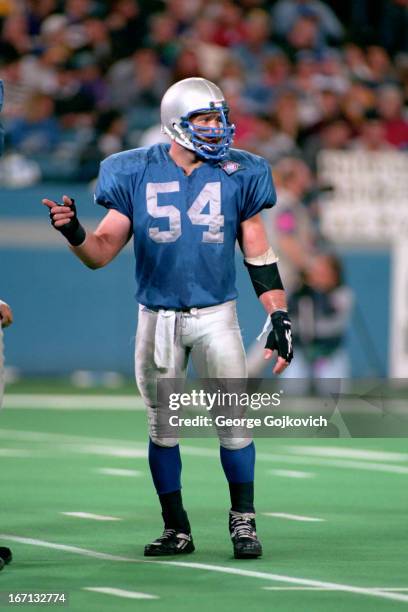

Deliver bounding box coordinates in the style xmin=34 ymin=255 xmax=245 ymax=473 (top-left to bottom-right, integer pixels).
xmin=317 ymin=151 xmax=408 ymax=243
xmin=390 ymin=241 xmax=408 ymax=377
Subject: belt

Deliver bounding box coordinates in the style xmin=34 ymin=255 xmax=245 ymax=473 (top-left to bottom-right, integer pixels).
xmin=141 ymin=300 xmax=234 ymax=316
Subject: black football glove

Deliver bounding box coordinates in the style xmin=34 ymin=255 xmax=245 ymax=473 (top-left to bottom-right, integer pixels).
xmin=265 ymin=310 xmax=294 ymax=363
xmin=49 ymin=198 xmax=86 ymax=246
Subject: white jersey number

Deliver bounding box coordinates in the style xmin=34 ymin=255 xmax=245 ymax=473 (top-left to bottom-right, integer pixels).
xmin=146 ymin=181 xmax=224 ymax=244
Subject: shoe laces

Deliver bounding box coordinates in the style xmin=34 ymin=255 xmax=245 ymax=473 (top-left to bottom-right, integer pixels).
xmin=230 ymin=512 xmax=256 ymax=538
xmin=158 ymin=528 xmax=176 ymax=541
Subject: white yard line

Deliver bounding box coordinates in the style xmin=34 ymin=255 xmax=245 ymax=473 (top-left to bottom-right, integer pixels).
xmin=287 ymin=446 xmax=408 ymax=462
xmin=96 ymin=468 xmax=142 ymax=477
xmin=3 ymin=394 xmax=144 ymax=410
xmin=375 ymin=589 xmax=408 ymax=592
xmin=74 ymin=445 xmax=147 ymax=458
xmin=83 ymin=587 xmax=158 ymax=600
xmin=263 ymin=586 xmax=342 ymax=591
xmin=268 ymin=469 xmax=314 ymax=479
xmin=0 ymin=534 xmax=137 ymax=562
xmin=1 ymin=534 xmax=408 ymax=605
xmin=61 ymin=512 xmax=122 ymax=522
xmin=155 ymin=561 xmax=408 ymax=604
xmin=0 ymin=428 xmax=147 ymax=448
xmin=263 ymin=586 xmax=408 ymax=592
xmin=1 ymin=428 xmax=408 ymax=474
xmin=0 ymin=449 xmax=35 ymax=457
xmin=256 ymin=452 xmax=408 ymax=475
xmin=262 ymin=512 xmax=325 ymax=522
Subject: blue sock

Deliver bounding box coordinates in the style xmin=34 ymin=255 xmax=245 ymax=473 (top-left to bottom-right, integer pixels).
xmin=220 ymin=442 xmax=255 ymax=483
xmin=220 ymin=442 xmax=255 ymax=513
xmin=148 ymin=438 xmax=182 ymax=495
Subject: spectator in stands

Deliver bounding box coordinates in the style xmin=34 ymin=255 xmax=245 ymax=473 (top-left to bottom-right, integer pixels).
xmin=377 ymin=84 xmax=408 ymax=148
xmin=353 ymin=108 xmax=396 ymax=151
xmin=343 ymin=43 xmax=371 ymax=82
xmin=247 ymin=253 xmax=353 ymax=380
xmin=0 ymin=12 xmax=33 ymax=56
xmin=302 ymin=115 xmax=352 ymax=171
xmin=53 ymin=63 xmax=95 ymax=119
xmin=38 ymin=13 xmax=70 ymax=50
xmin=311 ymin=48 xmax=349 ymax=94
xmin=1 ymin=0 xmax=407 ymax=184
xmin=379 ymin=0 xmax=408 ymax=55
xmin=7 ymin=92 xmax=60 ymax=154
xmin=272 ymin=91 xmax=301 ymax=142
xmin=232 ymin=9 xmax=281 ymax=77
xmin=244 ymin=51 xmax=292 ymax=113
xmin=212 ymin=1 xmax=247 ymax=48
xmin=106 ymin=0 xmax=145 ymax=61
xmin=0 ymin=56 xmax=37 ymax=119
xmin=161 ymin=0 xmax=203 ymax=35
xmin=80 ymin=18 xmax=113 ymax=71
xmin=170 ymin=46 xmax=202 ymax=82
xmin=281 ymin=14 xmax=326 ymax=61
xmin=264 ymin=156 xmax=318 ymax=294
xmin=184 ymin=16 xmax=229 ymax=80
xmin=145 ymin=12 xmax=180 ymax=67
xmin=282 ymin=253 xmax=353 ymax=380
xmin=366 ymin=45 xmax=396 ymax=87
xmin=340 ymin=82 xmax=376 ymax=135
xmin=73 ymin=52 xmax=108 ymax=110
xmin=77 ymin=109 xmax=127 ymax=180
xmin=271 ymin=0 xmax=344 ymax=44
xmin=238 ymin=113 xmax=300 ymax=164
xmin=108 ymin=48 xmax=169 ymax=115
xmin=25 ymin=0 xmax=60 ymax=37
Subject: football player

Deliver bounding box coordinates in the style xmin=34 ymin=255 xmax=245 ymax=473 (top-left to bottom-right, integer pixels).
xmin=0 ymin=78 xmax=14 ymax=571
xmin=42 ymin=78 xmax=293 ymax=559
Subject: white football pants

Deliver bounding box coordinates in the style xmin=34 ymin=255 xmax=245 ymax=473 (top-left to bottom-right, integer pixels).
xmin=0 ymin=325 xmax=4 ymax=408
xmin=135 ymin=300 xmax=250 ymax=449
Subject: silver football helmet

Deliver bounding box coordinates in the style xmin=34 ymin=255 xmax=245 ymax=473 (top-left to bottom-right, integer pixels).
xmin=160 ymin=77 xmax=235 ymax=160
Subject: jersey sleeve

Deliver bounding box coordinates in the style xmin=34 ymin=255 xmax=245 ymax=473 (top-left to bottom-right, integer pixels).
xmin=240 ymin=158 xmax=276 ymax=222
xmin=94 ymin=157 xmax=133 ymax=221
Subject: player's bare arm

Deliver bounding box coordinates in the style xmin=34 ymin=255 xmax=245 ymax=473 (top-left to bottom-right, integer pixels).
xmin=240 ymin=213 xmax=293 ymax=374
xmin=0 ymin=301 xmax=13 ymax=328
xmin=42 ymin=195 xmax=132 ymax=269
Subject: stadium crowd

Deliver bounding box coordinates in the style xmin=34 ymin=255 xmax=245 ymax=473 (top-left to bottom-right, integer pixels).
xmin=0 ymin=0 xmax=407 ymax=183
xmin=0 ymin=0 xmax=407 ymax=379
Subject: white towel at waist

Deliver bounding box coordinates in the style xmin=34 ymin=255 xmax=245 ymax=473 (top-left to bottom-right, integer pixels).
xmin=154 ymin=309 xmax=177 ymax=369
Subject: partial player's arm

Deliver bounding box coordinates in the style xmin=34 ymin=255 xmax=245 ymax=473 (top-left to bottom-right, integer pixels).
xmin=240 ymin=213 xmax=293 ymax=374
xmin=42 ymin=195 xmax=132 ymax=269
xmin=0 ymin=301 xmax=13 ymax=328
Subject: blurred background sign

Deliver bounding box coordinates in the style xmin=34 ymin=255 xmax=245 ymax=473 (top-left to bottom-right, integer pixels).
xmin=318 ymin=151 xmax=408 ymax=243
xmin=390 ymin=240 xmax=408 ymax=378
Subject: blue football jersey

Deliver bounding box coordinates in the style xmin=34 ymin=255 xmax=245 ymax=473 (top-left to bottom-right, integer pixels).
xmin=94 ymin=143 xmax=276 ymax=309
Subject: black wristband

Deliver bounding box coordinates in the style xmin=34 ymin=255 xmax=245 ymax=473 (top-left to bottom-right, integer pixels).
xmin=50 ymin=199 xmax=86 ymax=247
xmin=244 ymin=261 xmax=284 ymax=297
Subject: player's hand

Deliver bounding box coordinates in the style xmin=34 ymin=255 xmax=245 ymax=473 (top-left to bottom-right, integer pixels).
xmin=42 ymin=195 xmax=75 ymax=228
xmin=42 ymin=195 xmax=86 ymax=246
xmin=0 ymin=301 xmax=13 ymax=328
xmin=264 ymin=310 xmax=293 ymax=375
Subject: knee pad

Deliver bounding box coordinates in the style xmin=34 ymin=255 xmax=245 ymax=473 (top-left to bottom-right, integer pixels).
xmin=219 ymin=437 xmax=253 ymax=451
xmin=149 ymin=434 xmax=179 ymax=448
